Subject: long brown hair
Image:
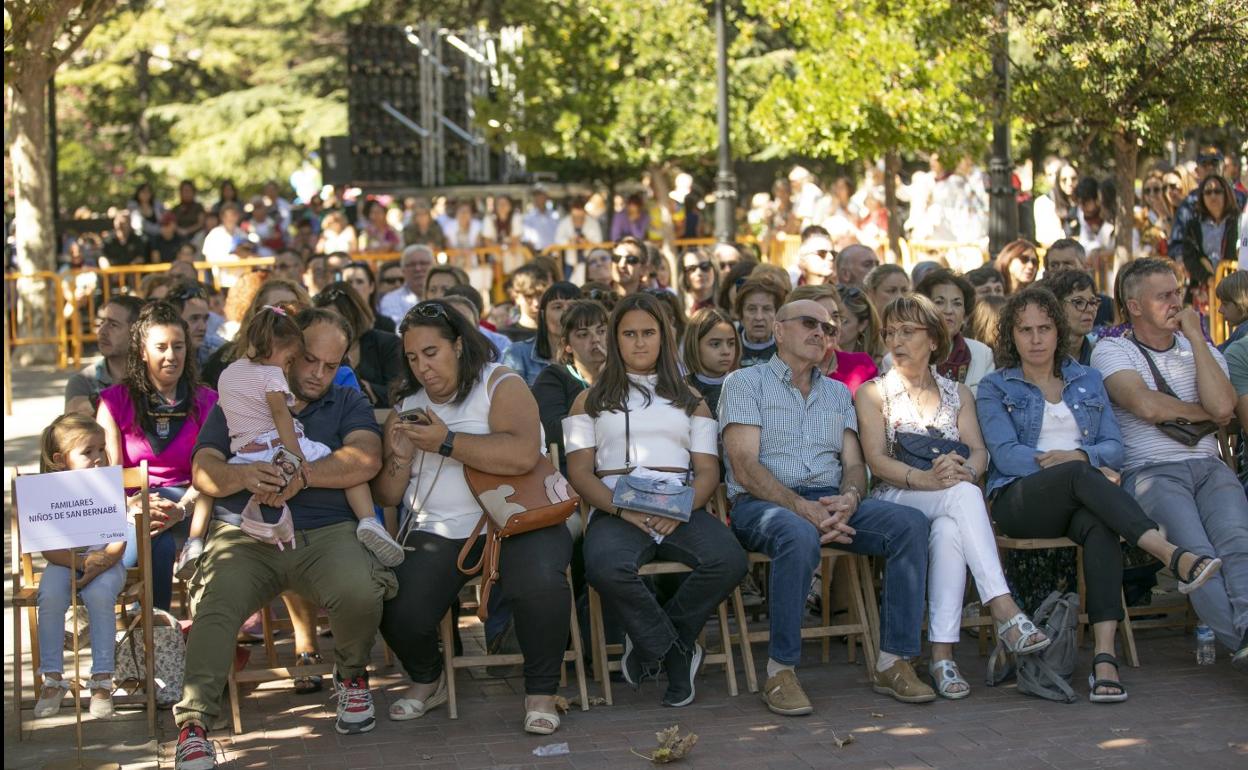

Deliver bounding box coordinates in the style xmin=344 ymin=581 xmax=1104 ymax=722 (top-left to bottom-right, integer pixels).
xmin=585 ymin=293 xmax=700 ymax=418
xmin=123 ymin=302 xmax=202 ymax=438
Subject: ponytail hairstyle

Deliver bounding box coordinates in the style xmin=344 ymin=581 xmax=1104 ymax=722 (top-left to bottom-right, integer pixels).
xmin=40 ymin=414 xmax=105 ymax=473
xmin=244 ymin=303 xmax=305 ymax=362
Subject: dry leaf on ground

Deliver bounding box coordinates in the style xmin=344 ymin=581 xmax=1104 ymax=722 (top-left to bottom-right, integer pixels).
xmin=830 ymin=730 xmax=855 ymax=748
xmin=631 ymin=725 xmax=699 ymax=763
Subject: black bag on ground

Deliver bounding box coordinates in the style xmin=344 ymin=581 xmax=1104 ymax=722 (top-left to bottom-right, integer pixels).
xmin=986 ymin=590 xmax=1080 ymax=704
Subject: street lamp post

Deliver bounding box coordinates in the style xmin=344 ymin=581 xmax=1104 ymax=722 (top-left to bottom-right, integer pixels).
xmin=987 ymin=0 xmax=1017 ymax=257
xmin=714 ymin=0 xmax=737 ymax=243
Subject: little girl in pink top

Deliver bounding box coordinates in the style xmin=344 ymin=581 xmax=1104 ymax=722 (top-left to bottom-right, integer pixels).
xmin=176 ymin=305 xmax=402 ymax=575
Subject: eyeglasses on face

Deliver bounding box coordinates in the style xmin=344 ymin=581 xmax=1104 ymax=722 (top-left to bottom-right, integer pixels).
xmin=806 ymin=249 xmax=837 ymax=261
xmin=1016 ymin=255 xmax=1039 ymax=265
xmin=883 ymin=324 xmax=925 ymax=341
xmin=1165 ymin=182 xmax=1182 ymax=191
xmin=380 ymin=274 xmax=403 ymax=285
xmin=1143 ymin=185 xmax=1163 ymax=195
xmin=781 ymin=315 xmax=836 ymax=336
xmin=1065 ymin=296 xmax=1102 ymax=312
xmin=1203 ymin=188 xmax=1226 ymax=198
xmin=616 ymin=253 xmax=642 ymax=265
xmin=683 ymin=261 xmax=714 ymax=274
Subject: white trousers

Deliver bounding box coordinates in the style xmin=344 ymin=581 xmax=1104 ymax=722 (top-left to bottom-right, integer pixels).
xmin=876 ymin=481 xmax=1010 ymax=643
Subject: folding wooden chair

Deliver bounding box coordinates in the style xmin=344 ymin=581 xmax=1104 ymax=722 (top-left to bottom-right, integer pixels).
xmin=710 ymin=486 xmax=879 ymax=695
xmin=10 ymin=462 xmax=158 ymax=739
xmin=440 ymin=570 xmax=589 ymax=718
xmin=994 ymin=534 xmax=1140 ymax=667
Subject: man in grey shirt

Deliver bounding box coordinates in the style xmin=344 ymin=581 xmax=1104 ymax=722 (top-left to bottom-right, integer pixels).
xmin=64 ymin=295 xmax=144 ymax=416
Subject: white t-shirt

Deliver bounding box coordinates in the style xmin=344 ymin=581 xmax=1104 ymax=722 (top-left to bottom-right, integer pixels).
xmin=1090 ymin=334 xmax=1229 ymax=469
xmin=1034 ymin=400 xmax=1083 ymax=453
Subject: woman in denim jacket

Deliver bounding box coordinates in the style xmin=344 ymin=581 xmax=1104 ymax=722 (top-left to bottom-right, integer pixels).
xmin=978 ymin=287 xmax=1222 ymax=703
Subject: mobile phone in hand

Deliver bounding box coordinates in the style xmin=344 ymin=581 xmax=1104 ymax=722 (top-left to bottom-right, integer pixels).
xmin=398 ymin=407 xmax=432 ymax=426
xmin=270 ymin=446 xmax=304 ymax=487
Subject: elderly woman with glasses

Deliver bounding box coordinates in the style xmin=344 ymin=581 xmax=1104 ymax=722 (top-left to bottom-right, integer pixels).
xmin=857 ymin=295 xmax=1049 ymax=700
xmin=1040 ymin=269 xmax=1101 ymax=365
xmin=373 ymin=300 xmax=574 ymax=734
xmin=977 ymin=287 xmax=1221 ymax=703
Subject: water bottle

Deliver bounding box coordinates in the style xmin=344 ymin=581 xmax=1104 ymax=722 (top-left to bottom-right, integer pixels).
xmin=1195 ymin=624 xmax=1216 ymax=665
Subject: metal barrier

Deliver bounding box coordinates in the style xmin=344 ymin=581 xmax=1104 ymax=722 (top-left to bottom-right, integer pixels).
xmin=1209 ymin=261 xmax=1239 ymax=347
xmin=3 ymin=271 xmax=72 ymax=369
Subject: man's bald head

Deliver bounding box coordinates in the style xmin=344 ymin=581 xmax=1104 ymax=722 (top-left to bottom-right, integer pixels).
xmin=836 ymin=244 xmax=879 ymax=287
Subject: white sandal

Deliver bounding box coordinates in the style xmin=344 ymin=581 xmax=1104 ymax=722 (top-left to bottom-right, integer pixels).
xmin=523 ymin=710 xmax=560 ymax=735
xmin=34 ymin=677 xmax=70 ymax=718
xmin=929 ymin=659 xmax=970 ymax=699
xmin=388 ymin=675 xmax=446 ymax=721
xmin=996 ymin=612 xmax=1051 ymax=656
xmin=87 ymin=677 xmax=115 ymax=718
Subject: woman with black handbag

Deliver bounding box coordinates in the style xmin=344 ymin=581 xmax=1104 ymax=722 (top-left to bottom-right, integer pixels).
xmin=564 ymin=293 xmax=747 ymax=708
xmin=857 ymin=295 xmax=1049 ymax=700
xmin=373 ymin=300 xmax=573 ymax=735
xmin=977 ymin=287 xmax=1221 ymax=703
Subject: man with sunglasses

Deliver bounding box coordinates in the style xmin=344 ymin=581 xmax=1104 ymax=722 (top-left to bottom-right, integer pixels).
xmin=612 ymin=236 xmax=646 ymax=296
xmin=379 ymin=244 xmax=435 ymax=327
xmin=796 ymin=234 xmax=837 ymax=286
xmin=720 ymin=299 xmax=933 ymax=714
xmin=1043 ymin=239 xmax=1113 ymax=328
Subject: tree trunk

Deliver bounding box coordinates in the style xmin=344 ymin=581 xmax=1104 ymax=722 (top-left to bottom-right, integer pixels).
xmin=8 ymin=77 xmax=57 ymax=273
xmin=1112 ymin=130 xmax=1139 ymax=261
xmin=136 ymin=49 xmax=152 ymax=154
xmin=883 ymin=150 xmax=902 ymax=263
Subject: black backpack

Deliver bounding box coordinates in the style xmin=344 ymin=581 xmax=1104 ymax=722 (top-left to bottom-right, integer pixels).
xmin=986 ymin=591 xmax=1080 ymax=703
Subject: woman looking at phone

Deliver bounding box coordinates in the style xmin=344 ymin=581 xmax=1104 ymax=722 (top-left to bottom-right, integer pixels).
xmin=373 ymin=300 xmax=574 ymax=735
xmin=563 ymin=293 xmax=746 ymax=708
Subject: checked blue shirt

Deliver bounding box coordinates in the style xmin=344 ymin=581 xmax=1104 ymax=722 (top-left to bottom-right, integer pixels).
xmin=718 ymin=354 xmax=857 ymax=501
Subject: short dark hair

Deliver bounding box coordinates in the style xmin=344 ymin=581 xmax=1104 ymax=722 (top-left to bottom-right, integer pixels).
xmin=441 ymin=284 xmax=483 ymax=315
xmin=536 ymin=282 xmax=582 ymax=360
xmin=915 ymin=268 xmax=976 ymax=320
xmin=1047 ymin=238 xmax=1085 ymax=260
xmin=1040 ymin=269 xmax=1096 ymax=301
xmin=105 ymin=294 xmax=145 ymax=325
xmin=995 ymin=286 xmax=1071 ymax=375
xmin=395 ymin=300 xmax=498 ymax=405
xmin=800 ymin=224 xmax=830 ymax=242
xmin=965 ymin=265 xmax=1004 ymax=289
xmin=557 ymin=300 xmax=609 ymax=364
xmin=1074 ymin=177 xmax=1100 ymax=203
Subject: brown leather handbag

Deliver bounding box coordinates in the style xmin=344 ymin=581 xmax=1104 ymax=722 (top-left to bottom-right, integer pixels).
xmin=457 ymin=454 xmax=580 ymax=620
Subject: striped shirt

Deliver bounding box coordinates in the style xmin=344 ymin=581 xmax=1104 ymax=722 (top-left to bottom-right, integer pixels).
xmin=218 ymin=358 xmax=295 ymax=452
xmin=1091 ymin=334 xmax=1229 ymax=470
xmin=718 ymin=354 xmax=857 ymax=500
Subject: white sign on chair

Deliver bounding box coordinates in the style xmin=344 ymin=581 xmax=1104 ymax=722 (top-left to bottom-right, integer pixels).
xmin=14 ymin=466 xmax=127 ymax=554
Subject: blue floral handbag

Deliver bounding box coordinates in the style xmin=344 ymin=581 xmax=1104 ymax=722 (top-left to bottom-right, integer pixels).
xmin=610 ymin=404 xmax=694 ymax=522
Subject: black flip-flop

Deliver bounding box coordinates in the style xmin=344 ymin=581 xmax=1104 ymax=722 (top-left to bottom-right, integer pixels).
xmin=1088 ymin=653 xmax=1127 ymax=703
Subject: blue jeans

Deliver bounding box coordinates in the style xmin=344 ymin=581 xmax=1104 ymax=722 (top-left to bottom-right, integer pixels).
xmin=38 ymin=560 xmax=126 ymax=675
xmin=1124 ymin=457 xmax=1248 ymax=651
xmin=122 ymin=485 xmax=183 ymax=611
xmin=730 ymin=486 xmax=929 ymax=663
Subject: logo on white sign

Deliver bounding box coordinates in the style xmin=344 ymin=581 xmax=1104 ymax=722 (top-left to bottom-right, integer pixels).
xmin=14 ymin=465 xmax=127 ymax=554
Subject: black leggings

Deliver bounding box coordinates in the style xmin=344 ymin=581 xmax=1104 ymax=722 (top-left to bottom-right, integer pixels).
xmin=992 ymin=461 xmax=1158 ymax=624
xmin=379 ymin=524 xmax=572 ymax=695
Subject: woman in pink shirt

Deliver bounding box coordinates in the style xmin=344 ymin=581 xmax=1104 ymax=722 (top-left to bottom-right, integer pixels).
xmin=97 ymin=302 xmax=218 ymax=609
xmin=786 ymin=284 xmax=879 ymax=394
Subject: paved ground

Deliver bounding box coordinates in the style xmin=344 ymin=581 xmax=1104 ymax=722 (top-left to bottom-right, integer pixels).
xmin=5 ymin=365 xmax=1248 ymax=770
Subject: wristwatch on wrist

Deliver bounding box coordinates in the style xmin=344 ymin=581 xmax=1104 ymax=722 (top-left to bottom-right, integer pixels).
xmin=438 ymin=430 xmax=457 ymax=458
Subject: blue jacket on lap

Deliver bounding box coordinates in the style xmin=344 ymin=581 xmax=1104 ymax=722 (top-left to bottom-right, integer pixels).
xmin=976 ymin=357 xmax=1124 ymax=497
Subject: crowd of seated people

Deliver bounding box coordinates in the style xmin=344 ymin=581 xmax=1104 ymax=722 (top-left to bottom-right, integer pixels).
xmin=24 ymin=165 xmax=1247 ymax=769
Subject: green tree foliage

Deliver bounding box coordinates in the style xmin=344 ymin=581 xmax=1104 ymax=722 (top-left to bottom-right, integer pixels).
xmin=1013 ymin=0 xmax=1248 ymax=252
xmin=478 ymin=0 xmax=784 ymax=182
xmin=744 ymin=0 xmax=994 ymax=164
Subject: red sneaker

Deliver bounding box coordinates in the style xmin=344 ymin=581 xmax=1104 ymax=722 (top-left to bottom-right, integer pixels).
xmin=174 ymin=724 xmax=217 ymax=769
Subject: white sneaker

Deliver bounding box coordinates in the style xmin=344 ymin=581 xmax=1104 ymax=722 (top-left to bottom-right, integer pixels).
xmin=175 ymin=538 xmax=204 ymax=581
xmin=356 ymin=519 xmax=404 ymax=567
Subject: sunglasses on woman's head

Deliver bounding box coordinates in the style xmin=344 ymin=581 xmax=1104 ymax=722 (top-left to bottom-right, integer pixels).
xmin=683 ymin=261 xmax=714 ymax=274
xmin=586 ymin=288 xmax=612 ymax=302
xmin=412 ymin=302 xmax=451 ymax=321
xmin=838 ymin=285 xmax=864 ymax=298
